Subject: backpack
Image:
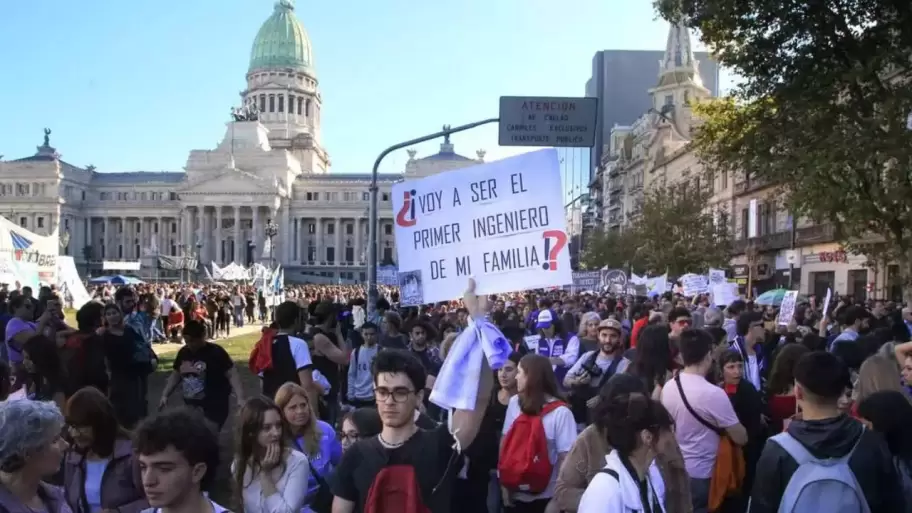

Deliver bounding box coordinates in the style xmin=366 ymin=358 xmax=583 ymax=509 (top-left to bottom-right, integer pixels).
xmin=770 ymin=428 xmax=870 ymax=513
xmin=498 ymin=401 xmax=567 ymax=494
xmin=363 ymin=465 xmax=430 ymax=513
xmin=60 ymin=333 xmax=108 ymax=396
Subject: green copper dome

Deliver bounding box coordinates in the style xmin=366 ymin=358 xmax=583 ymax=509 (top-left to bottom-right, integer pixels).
xmin=249 ymin=0 xmax=313 ymax=73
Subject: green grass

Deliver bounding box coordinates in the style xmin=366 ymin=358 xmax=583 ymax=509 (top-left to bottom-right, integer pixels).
xmin=64 ymin=308 xmax=264 ymax=506
xmin=150 ymin=331 xmax=261 ymax=507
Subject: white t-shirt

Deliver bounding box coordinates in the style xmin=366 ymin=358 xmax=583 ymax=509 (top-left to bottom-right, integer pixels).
xmin=501 ymin=395 xmax=576 ymax=501
xmin=257 ymin=335 xmax=313 ymax=378
xmin=161 ymin=298 xmax=175 ymax=316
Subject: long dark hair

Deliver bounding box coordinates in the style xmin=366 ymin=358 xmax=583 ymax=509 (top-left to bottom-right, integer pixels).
xmin=629 ymin=325 xmax=672 ymax=393
xmin=518 ymin=354 xmax=564 ymax=415
xmin=22 ymin=334 xmax=63 ymax=394
xmin=233 ymin=396 xmax=289 ymax=512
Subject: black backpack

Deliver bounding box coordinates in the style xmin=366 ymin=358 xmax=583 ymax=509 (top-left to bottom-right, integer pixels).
xmin=261 ymin=334 xmax=299 ymax=398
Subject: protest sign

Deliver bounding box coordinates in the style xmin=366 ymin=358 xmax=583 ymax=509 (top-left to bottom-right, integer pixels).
xmin=681 ymin=273 xmax=709 ymax=297
xmin=778 ymin=291 xmax=799 ymax=326
xmin=602 ymin=269 xmax=627 ymax=294
xmin=712 ymin=282 xmax=739 ymax=307
xmin=708 ymin=268 xmax=726 ymax=285
xmin=392 ymin=149 xmax=571 ymax=305
xmin=572 ymin=271 xmax=601 ymax=291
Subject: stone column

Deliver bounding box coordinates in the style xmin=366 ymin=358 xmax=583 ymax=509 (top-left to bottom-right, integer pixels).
xmin=102 ymin=218 xmax=109 ymax=259
xmin=214 ymin=206 xmax=223 ymax=264
xmin=252 ymin=206 xmax=261 ymax=260
xmin=315 ymin=217 xmax=323 ymax=264
xmin=355 ymin=219 xmax=363 ymax=264
xmin=282 ymin=203 xmax=292 ymax=265
xmin=334 ymin=217 xmax=342 ymax=264
xmin=234 ymin=206 xmax=242 ymax=263
xmin=85 ymin=217 xmax=93 ymax=261
xmin=120 ymin=217 xmax=127 ymax=260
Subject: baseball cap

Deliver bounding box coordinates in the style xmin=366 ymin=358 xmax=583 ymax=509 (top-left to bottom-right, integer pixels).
xmin=535 ymin=310 xmax=554 ymax=330
xmin=598 ymin=318 xmax=622 ymax=334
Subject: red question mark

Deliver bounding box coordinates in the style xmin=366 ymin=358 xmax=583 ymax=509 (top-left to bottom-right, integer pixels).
xmin=542 ymin=230 xmax=568 ymax=271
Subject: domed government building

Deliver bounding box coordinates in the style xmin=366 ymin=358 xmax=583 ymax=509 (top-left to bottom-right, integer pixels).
xmin=0 ymin=0 xmax=484 ymax=282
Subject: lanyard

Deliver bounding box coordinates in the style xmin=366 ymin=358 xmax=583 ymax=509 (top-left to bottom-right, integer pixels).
xmin=619 ymin=453 xmax=661 ymax=513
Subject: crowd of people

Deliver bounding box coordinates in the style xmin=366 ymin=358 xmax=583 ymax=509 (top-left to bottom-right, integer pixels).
xmin=1 ymin=278 xmax=911 ymax=513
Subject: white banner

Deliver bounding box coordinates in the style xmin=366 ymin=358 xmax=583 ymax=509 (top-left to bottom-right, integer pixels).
xmin=56 ymin=256 xmax=92 ymax=310
xmin=102 ymin=260 xmax=141 ymax=271
xmin=0 ymin=216 xmax=59 ymax=286
xmin=392 ymin=149 xmax=571 ymax=305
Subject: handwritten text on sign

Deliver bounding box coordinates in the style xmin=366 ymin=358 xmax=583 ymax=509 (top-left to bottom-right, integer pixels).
xmin=392 ymin=149 xmax=571 ymax=305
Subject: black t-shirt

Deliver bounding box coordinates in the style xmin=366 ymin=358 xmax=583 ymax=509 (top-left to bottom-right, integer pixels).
xmin=173 ymin=342 xmax=233 ymax=415
xmin=330 ymin=424 xmax=459 ymax=513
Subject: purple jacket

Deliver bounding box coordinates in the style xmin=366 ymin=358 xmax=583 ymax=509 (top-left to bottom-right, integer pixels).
xmin=0 ymin=482 xmax=72 ymax=513
xmin=63 ymin=438 xmax=148 ymax=513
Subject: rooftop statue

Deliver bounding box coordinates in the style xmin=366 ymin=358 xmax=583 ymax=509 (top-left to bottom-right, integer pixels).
xmin=231 ymin=103 xmax=260 ymax=122
xmin=43 ymin=128 xmax=51 ymax=147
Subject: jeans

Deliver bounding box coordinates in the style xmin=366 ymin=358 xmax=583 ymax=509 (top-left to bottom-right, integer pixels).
xmin=690 ymin=477 xmax=711 ymax=513
xmin=487 ymin=473 xmax=502 ymax=513
xmin=234 ymin=306 xmax=245 ymax=327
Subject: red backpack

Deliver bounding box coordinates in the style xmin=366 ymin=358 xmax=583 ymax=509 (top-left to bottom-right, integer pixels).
xmin=364 ymin=465 xmax=430 ymax=513
xmin=498 ymin=401 xmax=567 ymax=494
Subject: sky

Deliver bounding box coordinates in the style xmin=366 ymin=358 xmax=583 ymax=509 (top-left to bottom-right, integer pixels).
xmin=0 ymin=0 xmax=724 ymax=194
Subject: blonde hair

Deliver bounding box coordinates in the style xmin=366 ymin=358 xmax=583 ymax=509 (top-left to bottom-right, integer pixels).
xmin=274 ymin=382 xmax=321 ymax=457
xmin=577 ymin=312 xmax=600 ymax=339
xmin=855 ymin=355 xmax=906 ymax=405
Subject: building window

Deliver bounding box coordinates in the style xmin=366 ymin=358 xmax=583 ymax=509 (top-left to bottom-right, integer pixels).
xmin=326 ymin=247 xmax=335 ymax=263
xmin=305 ymin=99 xmax=312 ymax=117
xmin=382 ymin=193 xmax=389 ymax=202
xmin=848 ymin=269 xmax=869 ymax=301
xmin=19 ymin=217 xmax=26 ymax=227
xmin=278 ymin=95 xmax=284 ymax=113
xmin=327 ymin=223 xmax=335 ymax=235
xmin=740 ymin=208 xmax=749 ymax=239
xmin=118 ymin=245 xmax=123 ymax=259
xmin=307 ymin=223 xmax=315 ymax=234
xmin=382 ymin=247 xmax=393 ymax=263
xmin=721 ymin=171 xmax=728 ymax=190
xmin=384 ymin=224 xmax=392 ymax=235
xmin=288 ymin=95 xmax=294 ymax=113
xmin=362 ymin=192 xmax=369 ymax=201
xmin=307 ymin=247 xmax=317 ymax=261
xmin=37 ymin=217 xmax=44 ymax=229
xmin=345 ymin=247 xmax=354 ymax=263
xmin=171 ymin=222 xmax=177 ymax=233
xmin=297 ymin=97 xmax=304 ymax=115
xmin=664 ymin=95 xmax=673 ymax=106
xmin=683 ymin=91 xmax=690 ymax=104
xmin=346 ymin=223 xmax=353 ymax=235
xmin=269 ymin=95 xmax=275 ymax=112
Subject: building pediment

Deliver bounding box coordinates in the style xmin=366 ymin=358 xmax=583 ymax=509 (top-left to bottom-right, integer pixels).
xmin=178 ymin=168 xmax=278 ymax=195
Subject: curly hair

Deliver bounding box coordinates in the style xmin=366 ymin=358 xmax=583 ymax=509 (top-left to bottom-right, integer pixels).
xmin=133 ymin=407 xmax=220 ymax=491
xmin=0 ymin=400 xmax=64 ymax=472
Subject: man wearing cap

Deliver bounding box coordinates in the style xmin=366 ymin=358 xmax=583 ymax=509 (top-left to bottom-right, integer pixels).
xmin=563 ymin=319 xmax=630 ymax=424
xmin=530 ymin=309 xmax=580 ymax=383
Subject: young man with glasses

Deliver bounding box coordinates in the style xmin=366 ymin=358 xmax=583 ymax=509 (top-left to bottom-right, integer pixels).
xmin=330 ymin=282 xmax=494 ymax=513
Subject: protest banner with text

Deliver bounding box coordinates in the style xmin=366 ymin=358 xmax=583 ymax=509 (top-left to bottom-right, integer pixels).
xmin=392 ymin=149 xmax=571 ymax=305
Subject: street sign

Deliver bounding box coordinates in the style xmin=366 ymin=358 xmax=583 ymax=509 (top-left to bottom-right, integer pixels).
xmin=785 ymin=250 xmax=798 ymax=265
xmin=498 ymin=96 xmax=598 ymax=148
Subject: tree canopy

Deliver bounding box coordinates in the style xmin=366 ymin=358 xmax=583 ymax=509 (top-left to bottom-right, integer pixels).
xmin=584 ymin=178 xmax=731 ymax=276
xmin=655 ymin=0 xmax=912 ymax=298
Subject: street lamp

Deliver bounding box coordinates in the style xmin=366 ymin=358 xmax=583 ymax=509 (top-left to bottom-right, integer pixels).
xmin=746 ymin=243 xmax=759 ymax=300
xmin=59 ymin=230 xmax=70 ymax=256
xmin=265 ymin=219 xmax=278 ymax=269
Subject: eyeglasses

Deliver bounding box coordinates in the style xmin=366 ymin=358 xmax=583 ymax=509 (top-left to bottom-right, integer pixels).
xmin=374 ymin=387 xmax=415 ymax=403
xmin=675 ymin=319 xmax=692 ymax=326
xmin=338 ymin=431 xmax=360 ymax=443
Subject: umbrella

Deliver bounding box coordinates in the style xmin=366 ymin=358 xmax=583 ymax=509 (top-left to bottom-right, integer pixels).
xmin=755 ymin=288 xmax=805 ymax=306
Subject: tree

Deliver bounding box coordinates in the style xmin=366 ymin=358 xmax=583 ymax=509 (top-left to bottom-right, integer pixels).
xmin=628 ymin=177 xmax=732 ymax=276
xmin=655 ymin=0 xmax=912 ymax=301
xmin=581 ymin=229 xmax=639 ymax=271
